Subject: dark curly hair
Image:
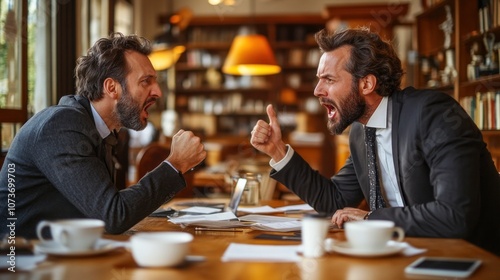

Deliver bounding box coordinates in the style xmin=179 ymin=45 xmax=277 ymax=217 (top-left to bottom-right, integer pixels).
xmin=315 ymin=27 xmax=403 ymax=97
xmin=75 ymin=32 xmax=152 ymax=101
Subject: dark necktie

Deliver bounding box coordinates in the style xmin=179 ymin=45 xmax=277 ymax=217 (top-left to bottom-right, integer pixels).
xmin=103 ymin=132 xmax=118 ymax=183
xmin=365 ymin=126 xmax=386 ymax=210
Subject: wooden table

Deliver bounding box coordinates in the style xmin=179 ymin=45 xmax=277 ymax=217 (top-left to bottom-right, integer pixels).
xmin=6 ymin=199 xmax=500 ymax=280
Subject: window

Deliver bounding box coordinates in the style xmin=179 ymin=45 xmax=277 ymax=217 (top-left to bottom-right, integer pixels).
xmin=0 ymin=0 xmax=53 ymax=154
xmin=0 ymin=0 xmax=27 ymax=152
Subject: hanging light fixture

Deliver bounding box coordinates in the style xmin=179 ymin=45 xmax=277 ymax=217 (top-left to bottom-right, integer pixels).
xmin=149 ymin=45 xmax=185 ymax=71
xmin=208 ymin=0 xmax=237 ymax=6
xmin=221 ymin=0 xmax=281 ymax=76
xmin=148 ymin=8 xmax=192 ymax=71
xmin=223 ymin=34 xmax=281 ymax=75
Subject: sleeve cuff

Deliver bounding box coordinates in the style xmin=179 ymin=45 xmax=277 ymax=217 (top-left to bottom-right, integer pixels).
xmin=269 ymin=144 xmax=294 ymax=171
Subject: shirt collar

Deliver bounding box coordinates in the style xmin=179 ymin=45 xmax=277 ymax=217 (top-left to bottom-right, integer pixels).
xmin=366 ymin=96 xmax=388 ymax=129
xmin=90 ymin=103 xmax=112 ymax=139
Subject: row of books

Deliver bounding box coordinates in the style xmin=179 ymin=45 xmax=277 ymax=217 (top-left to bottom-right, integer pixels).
xmin=460 ymin=91 xmax=500 ymax=130
xmin=187 ymin=27 xmax=239 ymax=43
xmin=184 ymin=48 xmax=320 ymax=68
xmin=479 ymin=0 xmax=500 ymax=33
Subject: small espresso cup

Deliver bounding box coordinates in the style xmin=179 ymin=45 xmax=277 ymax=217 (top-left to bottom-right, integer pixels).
xmin=345 ymin=220 xmax=404 ymax=252
xmin=130 ymin=232 xmax=193 ymax=267
xmin=301 ymin=213 xmax=331 ymax=258
xmin=36 ymin=219 xmax=105 ymax=251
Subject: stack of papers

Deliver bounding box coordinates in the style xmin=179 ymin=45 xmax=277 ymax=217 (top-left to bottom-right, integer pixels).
xmin=239 ymin=214 xmax=302 ymax=232
xmin=250 ymin=221 xmax=302 ymax=232
xmin=237 ymin=204 xmax=314 ymax=214
xmin=166 ymin=204 xmax=315 ymax=232
xmin=168 ymin=212 xmax=238 ymax=224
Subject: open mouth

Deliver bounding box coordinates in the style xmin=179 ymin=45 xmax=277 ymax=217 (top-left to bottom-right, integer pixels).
xmin=320 ymin=100 xmax=337 ymax=119
xmin=142 ymin=99 xmax=157 ymax=117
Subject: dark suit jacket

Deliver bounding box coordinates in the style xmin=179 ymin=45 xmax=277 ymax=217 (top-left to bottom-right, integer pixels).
xmin=272 ymin=87 xmax=500 ymax=255
xmin=0 ymin=95 xmax=185 ymax=238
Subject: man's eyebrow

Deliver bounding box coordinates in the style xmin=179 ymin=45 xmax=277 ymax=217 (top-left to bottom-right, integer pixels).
xmin=317 ymin=73 xmax=333 ymax=79
xmin=141 ymin=74 xmax=157 ymax=80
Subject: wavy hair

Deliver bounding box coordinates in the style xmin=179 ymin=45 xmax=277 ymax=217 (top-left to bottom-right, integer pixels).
xmin=315 ymin=27 xmax=403 ymax=96
xmin=75 ymin=32 xmax=152 ymax=101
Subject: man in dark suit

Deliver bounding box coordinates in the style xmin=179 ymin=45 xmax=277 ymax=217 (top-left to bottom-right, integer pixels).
xmin=250 ymin=27 xmax=500 ymax=255
xmin=0 ymin=33 xmax=206 ymax=238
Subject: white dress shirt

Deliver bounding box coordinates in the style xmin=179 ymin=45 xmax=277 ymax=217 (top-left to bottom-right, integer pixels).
xmin=365 ymin=97 xmax=404 ymax=207
xmin=90 ymin=103 xmax=112 ymax=139
xmin=272 ymin=96 xmax=404 ymax=207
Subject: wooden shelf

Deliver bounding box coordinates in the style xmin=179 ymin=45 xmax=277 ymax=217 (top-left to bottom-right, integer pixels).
xmin=415 ymin=0 xmax=500 ymax=170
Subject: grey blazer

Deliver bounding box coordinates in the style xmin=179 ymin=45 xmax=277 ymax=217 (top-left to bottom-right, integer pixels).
xmin=272 ymin=87 xmax=500 ymax=255
xmin=0 ymin=95 xmax=185 ymax=238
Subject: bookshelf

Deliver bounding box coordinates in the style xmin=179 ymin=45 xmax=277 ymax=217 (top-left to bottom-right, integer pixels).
xmin=415 ymin=0 xmax=500 ymax=170
xmin=173 ymin=15 xmax=326 ymax=137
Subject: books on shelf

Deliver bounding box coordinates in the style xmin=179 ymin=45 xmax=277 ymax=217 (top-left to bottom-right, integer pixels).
xmin=460 ymin=91 xmax=500 ymax=130
xmin=479 ymin=0 xmax=500 ymax=33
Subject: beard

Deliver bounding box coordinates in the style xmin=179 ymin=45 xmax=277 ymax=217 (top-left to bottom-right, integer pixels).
xmin=115 ymin=85 xmax=150 ymax=131
xmin=325 ymin=82 xmax=366 ymax=135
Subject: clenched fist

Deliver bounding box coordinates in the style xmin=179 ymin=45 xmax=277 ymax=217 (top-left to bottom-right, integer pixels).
xmin=166 ymin=129 xmax=206 ymax=174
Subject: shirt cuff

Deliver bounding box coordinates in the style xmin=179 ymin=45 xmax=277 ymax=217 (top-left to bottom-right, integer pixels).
xmin=269 ymin=144 xmax=294 ymax=171
xmin=164 ymin=160 xmax=179 ymax=174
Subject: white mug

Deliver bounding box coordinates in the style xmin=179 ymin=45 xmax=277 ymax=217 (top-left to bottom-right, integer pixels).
xmin=301 ymin=213 xmax=331 ymax=258
xmin=130 ymin=232 xmax=193 ymax=267
xmin=345 ymin=220 xmax=404 ymax=252
xmin=36 ymin=219 xmax=104 ymax=251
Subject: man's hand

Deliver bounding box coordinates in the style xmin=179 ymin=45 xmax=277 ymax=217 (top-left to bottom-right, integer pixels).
xmin=250 ymin=104 xmax=287 ymax=162
xmin=167 ymin=129 xmax=206 ymax=174
xmin=331 ymin=207 xmax=370 ymax=228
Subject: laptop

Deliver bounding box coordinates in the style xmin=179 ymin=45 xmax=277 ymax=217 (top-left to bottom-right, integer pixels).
xmin=226 ymin=178 xmax=247 ymax=215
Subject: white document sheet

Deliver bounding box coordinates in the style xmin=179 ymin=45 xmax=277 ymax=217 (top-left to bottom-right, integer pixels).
xmin=236 ymin=205 xmax=282 ymax=213
xmin=238 ymin=214 xmax=299 ymax=223
xmin=238 ymin=214 xmax=302 ymax=232
xmin=221 ymin=243 xmax=301 ymax=262
xmin=251 ymin=221 xmax=302 ymax=232
xmin=180 ymin=206 xmax=222 ymax=214
xmin=168 ymin=211 xmax=237 ymax=224
xmin=275 ymin=204 xmax=314 ymax=212
xmin=237 ymin=204 xmax=314 ymax=214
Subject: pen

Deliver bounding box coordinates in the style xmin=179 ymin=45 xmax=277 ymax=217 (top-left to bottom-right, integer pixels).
xmin=194 ymin=227 xmax=243 ymax=232
xmin=281 ymin=236 xmax=301 ymax=240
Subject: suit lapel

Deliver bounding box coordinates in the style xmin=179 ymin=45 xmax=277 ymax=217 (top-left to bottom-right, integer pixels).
xmin=391 ymin=90 xmax=406 ymax=205
xmin=349 ymin=123 xmax=371 ymax=197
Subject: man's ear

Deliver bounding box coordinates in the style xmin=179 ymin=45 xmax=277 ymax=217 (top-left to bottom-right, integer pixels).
xmin=103 ymin=78 xmax=120 ymax=100
xmin=359 ymin=74 xmax=377 ymax=96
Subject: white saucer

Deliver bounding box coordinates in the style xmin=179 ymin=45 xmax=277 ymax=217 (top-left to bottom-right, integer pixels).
xmin=34 ymin=239 xmax=124 ymax=257
xmin=329 ymin=241 xmax=404 ymax=257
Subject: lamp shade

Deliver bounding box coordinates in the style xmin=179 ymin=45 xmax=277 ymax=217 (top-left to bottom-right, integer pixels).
xmin=148 ymin=45 xmax=186 ymax=71
xmin=222 ymin=34 xmax=281 ymax=76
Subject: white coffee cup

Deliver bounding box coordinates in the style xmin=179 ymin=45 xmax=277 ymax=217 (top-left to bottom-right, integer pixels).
xmin=301 ymin=213 xmax=331 ymax=258
xmin=130 ymin=232 xmax=193 ymax=267
xmin=345 ymin=220 xmax=404 ymax=252
xmin=36 ymin=219 xmax=105 ymax=251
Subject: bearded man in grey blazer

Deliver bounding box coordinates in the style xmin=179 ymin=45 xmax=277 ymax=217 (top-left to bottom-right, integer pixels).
xmin=0 ymin=33 xmax=206 ymax=238
xmin=251 ymin=28 xmax=500 ymax=255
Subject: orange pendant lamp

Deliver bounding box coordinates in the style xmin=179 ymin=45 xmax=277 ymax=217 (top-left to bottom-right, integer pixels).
xmin=149 ymin=44 xmax=185 ymax=71
xmin=222 ymin=34 xmax=281 ymax=76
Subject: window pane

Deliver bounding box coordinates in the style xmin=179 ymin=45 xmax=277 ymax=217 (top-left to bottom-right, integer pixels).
xmin=0 ymin=1 xmax=22 ymax=110
xmin=29 ymin=0 xmax=51 ymax=114
xmin=1 ymin=122 xmax=21 ymax=151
